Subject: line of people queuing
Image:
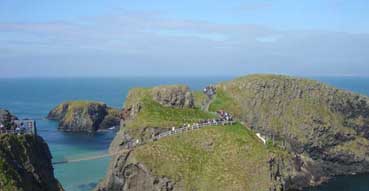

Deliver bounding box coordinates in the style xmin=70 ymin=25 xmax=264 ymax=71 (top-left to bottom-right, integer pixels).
xmin=217 ymin=110 xmax=233 ymax=121
xmin=0 ymin=121 xmax=32 ymax=135
xmin=168 ymin=110 xmax=234 ymax=134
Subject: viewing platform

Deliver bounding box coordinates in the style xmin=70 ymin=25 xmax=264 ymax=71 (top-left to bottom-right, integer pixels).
xmin=0 ymin=119 xmax=37 ymax=135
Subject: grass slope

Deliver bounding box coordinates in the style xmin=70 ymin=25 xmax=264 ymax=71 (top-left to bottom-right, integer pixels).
xmin=124 ymin=88 xmax=215 ymax=131
xmin=208 ymin=74 xmax=359 ymax=145
xmin=133 ymin=123 xmax=283 ymax=191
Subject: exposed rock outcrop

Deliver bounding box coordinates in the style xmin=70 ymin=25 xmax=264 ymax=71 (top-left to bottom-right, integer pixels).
xmin=47 ymin=101 xmax=120 ymax=133
xmin=151 ymin=85 xmax=194 ymax=108
xmin=96 ymin=151 xmax=176 ymax=191
xmin=0 ymin=109 xmax=18 ymax=129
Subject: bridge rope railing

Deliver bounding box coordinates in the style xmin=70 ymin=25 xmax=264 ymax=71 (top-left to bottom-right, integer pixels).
xmin=154 ymin=120 xmax=235 ymax=140
xmin=0 ymin=129 xmax=33 ymax=135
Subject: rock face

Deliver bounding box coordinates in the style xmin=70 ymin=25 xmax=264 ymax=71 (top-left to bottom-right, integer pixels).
xmin=212 ymin=74 xmax=369 ymax=189
xmin=97 ymin=85 xmax=205 ymax=191
xmin=151 ymin=85 xmax=194 ymax=108
xmin=0 ymin=109 xmax=18 ymax=129
xmin=0 ymin=109 xmax=63 ymax=191
xmin=0 ymin=134 xmax=64 ymax=191
xmin=47 ymin=101 xmax=120 ymax=133
xmin=96 ymin=151 xmax=176 ymax=191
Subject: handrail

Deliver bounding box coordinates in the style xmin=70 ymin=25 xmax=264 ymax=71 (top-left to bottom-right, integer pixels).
xmin=154 ymin=120 xmax=234 ymax=140
xmin=0 ymin=129 xmax=34 ymax=135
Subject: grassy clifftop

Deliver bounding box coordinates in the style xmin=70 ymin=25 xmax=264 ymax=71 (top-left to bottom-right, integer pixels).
xmin=100 ymin=83 xmax=292 ymax=191
xmin=208 ymin=74 xmax=369 ymax=180
xmin=121 ymin=87 xmax=215 ymax=137
xmin=132 ymin=123 xmax=286 ymax=191
xmin=99 ymin=75 xmax=369 ymax=191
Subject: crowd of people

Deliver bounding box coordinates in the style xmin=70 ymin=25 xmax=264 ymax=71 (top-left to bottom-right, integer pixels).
xmin=217 ymin=110 xmax=233 ymax=121
xmin=0 ymin=121 xmax=34 ymax=135
xmin=203 ymin=85 xmax=216 ymax=98
xmin=154 ymin=110 xmax=235 ymax=139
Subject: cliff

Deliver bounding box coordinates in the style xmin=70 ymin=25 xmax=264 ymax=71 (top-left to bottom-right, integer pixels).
xmin=47 ymin=101 xmax=120 ymax=133
xmin=96 ymin=84 xmax=292 ymax=191
xmin=0 ymin=134 xmax=63 ymax=191
xmin=209 ymin=74 xmax=369 ymax=189
xmin=97 ymin=75 xmax=369 ymax=191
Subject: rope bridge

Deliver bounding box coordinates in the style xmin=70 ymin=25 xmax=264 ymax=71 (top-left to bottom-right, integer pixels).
xmin=53 ymin=150 xmax=130 ymax=165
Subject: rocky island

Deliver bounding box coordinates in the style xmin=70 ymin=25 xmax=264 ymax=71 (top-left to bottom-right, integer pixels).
xmin=47 ymin=101 xmax=120 ymax=133
xmin=0 ymin=109 xmax=64 ymax=191
xmin=96 ymin=74 xmax=369 ymax=191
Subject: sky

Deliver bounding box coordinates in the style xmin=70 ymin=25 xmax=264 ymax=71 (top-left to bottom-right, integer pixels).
xmin=0 ymin=0 xmax=368 ymax=77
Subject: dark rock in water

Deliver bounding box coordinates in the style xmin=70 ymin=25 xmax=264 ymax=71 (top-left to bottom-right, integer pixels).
xmin=0 ymin=134 xmax=64 ymax=191
xmin=47 ymin=101 xmax=120 ymax=133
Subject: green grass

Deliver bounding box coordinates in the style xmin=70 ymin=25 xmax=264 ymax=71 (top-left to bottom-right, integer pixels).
xmin=123 ymin=87 xmax=215 ymax=138
xmin=192 ymin=91 xmax=207 ymax=109
xmin=126 ymin=96 xmax=215 ymax=130
xmin=205 ymin=74 xmax=360 ymax=146
xmin=55 ymin=100 xmax=104 ymax=111
xmin=133 ymin=123 xmax=285 ymax=191
xmin=208 ymin=89 xmax=241 ymax=116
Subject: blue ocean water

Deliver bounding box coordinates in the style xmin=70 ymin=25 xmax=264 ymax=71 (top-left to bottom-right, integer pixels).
xmin=0 ymin=76 xmax=368 ymax=191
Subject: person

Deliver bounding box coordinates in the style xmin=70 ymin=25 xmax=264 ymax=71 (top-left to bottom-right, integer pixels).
xmin=0 ymin=123 xmax=4 ymax=133
xmin=20 ymin=122 xmax=26 ymax=134
xmin=28 ymin=121 xmax=33 ymax=132
xmin=15 ymin=126 xmax=21 ymax=135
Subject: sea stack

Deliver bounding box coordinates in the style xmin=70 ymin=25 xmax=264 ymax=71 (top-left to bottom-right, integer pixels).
xmin=47 ymin=101 xmax=120 ymax=133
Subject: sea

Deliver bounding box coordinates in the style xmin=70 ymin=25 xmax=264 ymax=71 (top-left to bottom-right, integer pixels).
xmin=0 ymin=76 xmax=368 ymax=191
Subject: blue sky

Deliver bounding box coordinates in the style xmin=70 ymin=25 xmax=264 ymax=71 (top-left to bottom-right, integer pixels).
xmin=0 ymin=0 xmax=368 ymax=77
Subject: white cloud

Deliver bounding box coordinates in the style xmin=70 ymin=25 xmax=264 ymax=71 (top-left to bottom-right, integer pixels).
xmin=0 ymin=11 xmax=368 ymax=77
